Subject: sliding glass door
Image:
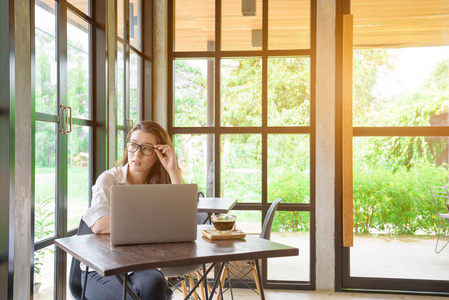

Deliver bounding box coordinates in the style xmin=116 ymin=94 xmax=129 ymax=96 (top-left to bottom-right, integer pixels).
xmin=340 ymin=0 xmax=449 ymax=294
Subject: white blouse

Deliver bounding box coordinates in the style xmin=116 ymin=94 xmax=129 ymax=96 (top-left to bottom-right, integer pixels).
xmin=82 ymin=163 xmax=129 ymax=228
xmin=80 ymin=163 xmax=130 ymax=272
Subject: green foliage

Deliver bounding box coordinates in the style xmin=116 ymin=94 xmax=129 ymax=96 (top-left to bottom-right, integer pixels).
xmin=353 ymin=161 xmax=449 ymax=234
xmin=220 ymin=134 xmax=262 ymax=202
xmin=34 ymin=196 xmax=55 ymax=280
xmin=353 ymin=49 xmax=395 ymax=126
xmin=267 ymin=57 xmax=311 ymax=126
xmin=221 ymin=59 xmax=262 ymax=127
xmin=172 ymin=51 xmax=449 ymax=235
xmin=174 ymin=60 xmax=208 ymax=127
xmin=273 ymin=211 xmax=310 ymax=232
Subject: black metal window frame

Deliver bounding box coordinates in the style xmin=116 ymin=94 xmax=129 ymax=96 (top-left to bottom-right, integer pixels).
xmin=0 ymin=0 xmax=14 ymax=298
xmin=168 ymin=0 xmax=317 ymax=290
xmin=116 ymin=0 xmax=151 ymax=157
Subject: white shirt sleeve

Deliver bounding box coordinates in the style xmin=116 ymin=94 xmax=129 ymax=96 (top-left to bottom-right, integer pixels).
xmin=82 ymin=171 xmax=117 ymax=228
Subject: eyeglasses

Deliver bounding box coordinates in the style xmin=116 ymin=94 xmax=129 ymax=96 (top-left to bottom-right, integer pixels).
xmin=126 ymin=142 xmax=155 ymax=156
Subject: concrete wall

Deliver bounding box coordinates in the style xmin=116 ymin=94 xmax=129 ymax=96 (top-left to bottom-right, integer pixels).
xmin=152 ymin=0 xmax=168 ymax=128
xmin=315 ymin=0 xmax=336 ymax=291
xmin=13 ymin=0 xmax=32 ymax=299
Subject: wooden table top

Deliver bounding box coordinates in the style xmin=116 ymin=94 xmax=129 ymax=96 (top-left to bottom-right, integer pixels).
xmin=197 ymin=198 xmax=237 ymax=214
xmin=55 ymin=225 xmax=298 ymax=277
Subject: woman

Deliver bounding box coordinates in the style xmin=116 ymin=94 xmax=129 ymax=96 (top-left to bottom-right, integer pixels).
xmin=81 ymin=120 xmax=181 ymax=300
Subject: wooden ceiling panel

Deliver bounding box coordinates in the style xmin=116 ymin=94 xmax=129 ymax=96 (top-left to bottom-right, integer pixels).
xmin=174 ymin=0 xmax=449 ymax=51
xmin=352 ymin=0 xmax=449 ymax=48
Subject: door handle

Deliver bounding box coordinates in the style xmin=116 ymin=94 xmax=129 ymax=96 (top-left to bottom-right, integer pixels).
xmin=59 ymin=104 xmax=72 ymax=134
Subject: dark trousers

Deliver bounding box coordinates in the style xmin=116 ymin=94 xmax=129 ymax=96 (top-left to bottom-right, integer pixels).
xmin=81 ymin=269 xmax=171 ymax=300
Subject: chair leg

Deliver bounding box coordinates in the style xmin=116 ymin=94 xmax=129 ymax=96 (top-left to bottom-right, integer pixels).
xmin=215 ymin=264 xmax=228 ymax=300
xmin=435 ymin=218 xmax=449 ymax=254
xmin=188 ymin=274 xmax=199 ymax=300
xmin=196 ymin=271 xmax=206 ymax=300
xmin=182 ymin=278 xmax=188 ymax=298
xmin=251 ymin=261 xmax=263 ymax=300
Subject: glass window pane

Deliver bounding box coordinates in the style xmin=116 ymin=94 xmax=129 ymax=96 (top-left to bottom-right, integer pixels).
xmin=174 ymin=59 xmax=215 ymax=127
xmin=68 ymin=0 xmax=89 ymax=16
xmin=117 ymin=129 xmax=125 ymax=162
xmin=221 ymin=134 xmax=261 ymax=202
xmin=351 ymin=136 xmax=449 ymax=280
xmin=353 ymin=47 xmax=449 ymax=127
xmin=268 ymin=134 xmax=310 ymax=203
xmin=174 ymin=0 xmax=215 ymax=52
xmin=221 ymin=58 xmax=262 ymax=127
xmin=268 ymin=57 xmax=310 ymax=126
xmin=222 ymin=0 xmax=262 ymax=51
xmin=268 ymin=0 xmax=310 ymax=50
xmin=35 ymin=121 xmax=56 ymax=241
xmin=129 ymin=50 xmax=142 ymax=125
xmin=117 ymin=42 xmax=125 ymax=126
xmin=35 ymin=1 xmax=57 ymax=115
xmin=67 ymin=10 xmax=90 ymax=119
xmin=129 ymin=0 xmax=142 ymax=51
xmin=352 ymin=0 xmax=449 ymax=127
xmin=174 ymin=134 xmax=215 ymax=196
xmin=117 ymin=0 xmax=125 ymax=39
xmin=230 ymin=210 xmax=261 ymax=235
xmin=68 ymin=125 xmax=91 ymax=230
xmin=34 ymin=245 xmax=55 ymax=298
xmin=268 ymin=211 xmax=310 ymax=281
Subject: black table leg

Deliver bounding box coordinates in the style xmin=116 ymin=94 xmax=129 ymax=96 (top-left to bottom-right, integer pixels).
xmin=81 ymin=266 xmax=89 ymax=300
xmin=254 ymin=259 xmax=265 ymax=300
xmin=208 ymin=262 xmax=226 ymax=300
xmin=122 ymin=273 xmax=128 ymax=300
xmin=115 ymin=274 xmax=141 ymax=300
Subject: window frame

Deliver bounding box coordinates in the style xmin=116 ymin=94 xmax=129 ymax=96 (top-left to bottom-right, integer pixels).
xmin=168 ymin=0 xmax=317 ymax=289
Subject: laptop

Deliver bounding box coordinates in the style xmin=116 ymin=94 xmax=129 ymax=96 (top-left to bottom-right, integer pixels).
xmin=110 ymin=184 xmax=198 ymax=246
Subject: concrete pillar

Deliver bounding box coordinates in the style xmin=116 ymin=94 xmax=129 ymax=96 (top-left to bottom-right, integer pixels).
xmin=152 ymin=0 xmax=168 ymax=128
xmin=315 ymin=0 xmax=336 ymax=291
xmin=13 ymin=0 xmax=32 ymax=299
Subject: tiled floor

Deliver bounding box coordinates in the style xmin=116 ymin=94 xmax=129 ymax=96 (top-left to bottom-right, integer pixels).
xmin=173 ymin=289 xmax=442 ymax=300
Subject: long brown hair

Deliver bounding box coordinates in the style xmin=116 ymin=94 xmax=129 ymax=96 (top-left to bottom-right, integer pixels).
xmin=115 ymin=120 xmax=179 ymax=184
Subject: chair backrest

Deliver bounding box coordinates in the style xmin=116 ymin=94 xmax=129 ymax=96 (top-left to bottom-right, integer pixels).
xmin=260 ymin=198 xmax=282 ymax=240
xmin=68 ymin=218 xmax=93 ymax=300
xmin=430 ymin=186 xmax=449 ymax=216
xmin=197 ymin=191 xmax=209 ymax=224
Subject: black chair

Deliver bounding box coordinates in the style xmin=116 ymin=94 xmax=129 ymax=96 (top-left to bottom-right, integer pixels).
xmin=68 ymin=218 xmax=93 ymax=300
xmin=218 ymin=198 xmax=283 ymax=300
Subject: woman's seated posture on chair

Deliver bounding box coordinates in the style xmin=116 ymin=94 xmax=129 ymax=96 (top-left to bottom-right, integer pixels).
xmin=81 ymin=120 xmax=182 ymax=300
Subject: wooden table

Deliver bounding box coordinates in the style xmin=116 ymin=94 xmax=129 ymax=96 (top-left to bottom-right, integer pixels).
xmin=55 ymin=225 xmax=298 ymax=300
xmin=197 ymin=197 xmax=237 ymax=224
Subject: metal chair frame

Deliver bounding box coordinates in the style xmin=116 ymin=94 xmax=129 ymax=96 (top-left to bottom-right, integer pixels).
xmin=430 ymin=186 xmax=449 ymax=253
xmin=218 ymin=198 xmax=283 ymax=300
